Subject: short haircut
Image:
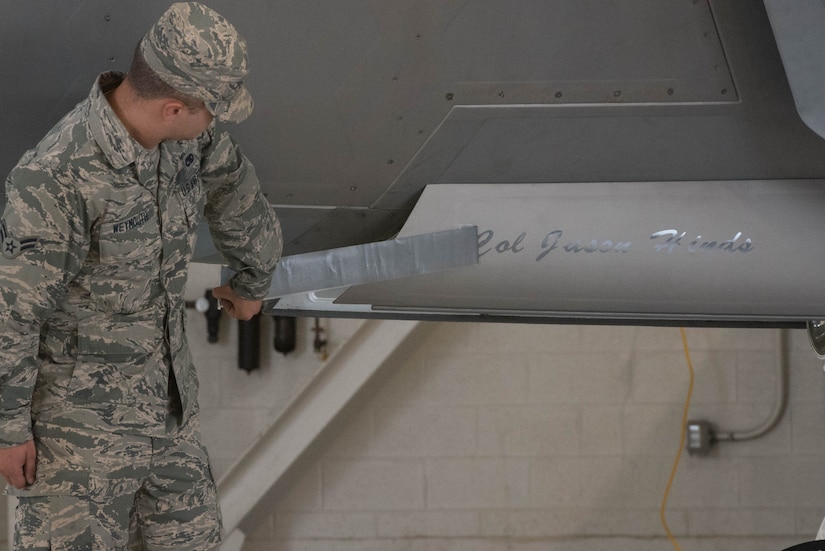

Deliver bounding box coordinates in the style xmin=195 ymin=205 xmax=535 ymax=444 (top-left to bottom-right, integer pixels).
xmin=127 ymin=43 xmax=203 ymax=111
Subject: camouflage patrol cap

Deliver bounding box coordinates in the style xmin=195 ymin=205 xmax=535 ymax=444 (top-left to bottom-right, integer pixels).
xmin=140 ymin=2 xmax=253 ymax=122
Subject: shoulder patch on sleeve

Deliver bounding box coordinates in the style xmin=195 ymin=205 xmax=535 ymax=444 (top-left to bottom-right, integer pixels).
xmin=1 ymin=219 xmax=40 ymax=259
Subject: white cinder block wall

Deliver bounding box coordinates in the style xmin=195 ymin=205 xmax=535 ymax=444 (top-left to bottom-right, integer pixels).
xmin=0 ymin=266 xmax=823 ymax=551
xmin=221 ymin=320 xmax=824 ymax=551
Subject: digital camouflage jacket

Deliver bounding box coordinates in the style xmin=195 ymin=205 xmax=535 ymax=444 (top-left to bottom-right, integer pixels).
xmin=0 ymin=72 xmax=282 ymax=446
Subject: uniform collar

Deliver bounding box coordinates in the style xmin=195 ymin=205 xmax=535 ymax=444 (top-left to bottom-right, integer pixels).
xmin=87 ymin=71 xmax=145 ymax=170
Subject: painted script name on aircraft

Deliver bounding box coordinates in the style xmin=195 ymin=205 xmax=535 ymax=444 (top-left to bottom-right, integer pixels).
xmin=649 ymin=229 xmax=754 ymax=254
xmin=478 ymin=228 xmax=753 ymax=260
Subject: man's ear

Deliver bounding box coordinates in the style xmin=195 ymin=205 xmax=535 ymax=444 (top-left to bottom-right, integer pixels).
xmin=161 ymin=99 xmax=187 ymax=121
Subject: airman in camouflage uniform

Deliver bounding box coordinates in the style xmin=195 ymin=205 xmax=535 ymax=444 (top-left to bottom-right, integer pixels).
xmin=0 ymin=3 xmax=282 ymax=549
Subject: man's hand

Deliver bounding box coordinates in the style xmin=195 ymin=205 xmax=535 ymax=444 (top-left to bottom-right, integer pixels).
xmin=0 ymin=440 xmax=36 ymax=489
xmin=211 ymin=284 xmax=262 ymax=320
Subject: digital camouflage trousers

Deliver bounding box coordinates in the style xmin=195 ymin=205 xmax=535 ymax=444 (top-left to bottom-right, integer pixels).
xmin=11 ymin=415 xmax=221 ymax=550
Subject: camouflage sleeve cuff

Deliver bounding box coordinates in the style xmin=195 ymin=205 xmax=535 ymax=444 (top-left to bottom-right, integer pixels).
xmin=229 ymin=269 xmax=275 ymax=301
xmin=0 ymin=408 xmax=33 ymax=446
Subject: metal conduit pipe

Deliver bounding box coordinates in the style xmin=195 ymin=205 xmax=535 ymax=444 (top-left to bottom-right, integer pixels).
xmin=713 ymin=328 xmax=789 ymax=442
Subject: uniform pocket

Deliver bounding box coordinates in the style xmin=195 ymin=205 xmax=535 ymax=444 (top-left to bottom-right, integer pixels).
xmin=14 ymin=496 xmax=94 ymax=548
xmin=172 ymin=158 xmax=206 ymax=229
xmin=69 ymin=310 xmax=165 ymax=405
xmin=92 ymin=204 xmax=162 ymax=314
xmin=76 ymin=310 xmax=164 ymax=364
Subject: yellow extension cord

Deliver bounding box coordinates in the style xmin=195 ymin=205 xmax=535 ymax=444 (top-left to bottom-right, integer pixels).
xmin=660 ymin=327 xmax=695 ymax=551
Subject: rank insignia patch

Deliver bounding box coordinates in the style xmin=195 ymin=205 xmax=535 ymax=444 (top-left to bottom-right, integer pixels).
xmin=1 ymin=219 xmax=39 ymax=259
